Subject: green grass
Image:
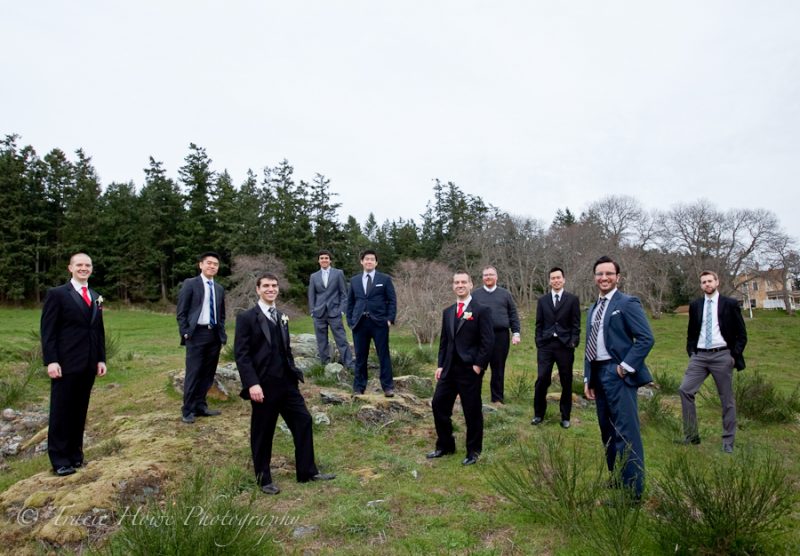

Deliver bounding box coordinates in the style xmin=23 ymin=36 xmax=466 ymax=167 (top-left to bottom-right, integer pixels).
xmin=1 ymin=306 xmax=799 ymax=554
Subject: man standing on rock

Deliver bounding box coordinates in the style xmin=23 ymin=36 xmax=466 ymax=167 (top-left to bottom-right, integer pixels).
xmin=235 ymin=273 xmax=335 ymax=494
xmin=41 ymin=253 xmax=106 ymax=476
xmin=427 ymin=271 xmax=494 ymax=466
xmin=176 ymin=251 xmax=227 ymax=424
xmin=308 ymin=250 xmax=354 ymax=370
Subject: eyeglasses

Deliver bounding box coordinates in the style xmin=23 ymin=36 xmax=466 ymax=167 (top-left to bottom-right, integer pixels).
xmin=594 ymin=272 xmax=617 ymax=277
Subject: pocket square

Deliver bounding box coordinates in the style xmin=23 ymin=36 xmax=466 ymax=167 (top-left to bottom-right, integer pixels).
xmin=375 ymin=283 xmax=384 ymax=287
xmin=611 ymin=310 xmax=621 ymax=315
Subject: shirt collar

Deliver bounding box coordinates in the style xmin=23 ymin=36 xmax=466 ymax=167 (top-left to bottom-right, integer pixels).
xmin=599 ymin=288 xmax=618 ymax=302
xmin=456 ymin=295 xmax=472 ymax=307
xmin=70 ymin=278 xmax=88 ymax=290
xmin=483 ymin=285 xmax=497 ymax=293
xmin=705 ymin=291 xmax=719 ymax=302
xmin=258 ymin=300 xmax=277 ymax=314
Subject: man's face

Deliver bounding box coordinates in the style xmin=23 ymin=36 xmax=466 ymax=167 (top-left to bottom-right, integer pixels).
xmin=361 ymin=254 xmax=377 ymax=272
xmin=549 ymin=270 xmax=565 ymax=291
xmin=452 ymin=273 xmax=473 ymax=299
xmin=594 ymin=262 xmax=619 ymax=295
xmin=199 ymin=256 xmax=220 ymax=279
xmin=482 ymin=268 xmax=497 ymax=288
xmin=318 ymin=254 xmax=331 ymax=269
xmin=700 ymin=274 xmax=719 ymax=296
xmin=68 ymin=254 xmax=93 ymax=283
xmin=257 ymin=279 xmax=279 ymax=304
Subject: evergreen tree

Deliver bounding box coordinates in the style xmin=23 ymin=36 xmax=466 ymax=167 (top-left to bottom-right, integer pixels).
xmin=176 ymin=143 xmax=217 ymax=279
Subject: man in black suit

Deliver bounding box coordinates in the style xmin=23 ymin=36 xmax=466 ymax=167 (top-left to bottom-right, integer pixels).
xmin=176 ymin=251 xmax=227 ymax=424
xmin=427 ymin=272 xmax=494 ymax=466
xmin=308 ymin=250 xmax=353 ymax=370
xmin=346 ymin=250 xmax=397 ymax=396
xmin=234 ymin=273 xmax=335 ymax=494
xmin=677 ymin=270 xmax=747 ymax=453
xmin=40 ymin=253 xmax=106 ymax=476
xmin=533 ymin=267 xmax=581 ymax=428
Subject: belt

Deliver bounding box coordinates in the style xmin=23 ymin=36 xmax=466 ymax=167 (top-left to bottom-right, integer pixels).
xmin=696 ymin=347 xmax=728 ymax=353
xmin=200 ymin=324 xmax=216 ymax=330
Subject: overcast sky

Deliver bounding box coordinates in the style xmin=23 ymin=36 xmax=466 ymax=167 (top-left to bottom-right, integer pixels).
xmin=4 ymin=1 xmax=799 ymax=240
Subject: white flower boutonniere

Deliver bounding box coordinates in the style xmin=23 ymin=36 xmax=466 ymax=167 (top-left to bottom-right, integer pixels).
xmin=281 ymin=314 xmax=290 ymax=325
xmin=461 ymin=311 xmax=473 ymax=321
xmin=96 ymin=295 xmax=104 ymax=308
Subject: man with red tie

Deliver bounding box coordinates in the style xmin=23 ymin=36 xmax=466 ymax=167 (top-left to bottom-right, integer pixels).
xmin=41 ymin=253 xmax=107 ymax=476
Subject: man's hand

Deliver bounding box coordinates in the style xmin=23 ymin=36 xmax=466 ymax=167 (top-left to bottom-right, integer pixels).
xmin=584 ymin=383 xmax=596 ymax=400
xmin=97 ymin=362 xmax=107 ymax=377
xmin=249 ymin=384 xmax=265 ymax=403
xmin=47 ymin=363 xmax=62 ymax=379
xmin=435 ymin=367 xmax=443 ymax=381
xmin=472 ymin=365 xmax=481 ymax=375
xmin=616 ymin=365 xmax=626 ymax=379
xmin=511 ymin=335 xmax=521 ymax=346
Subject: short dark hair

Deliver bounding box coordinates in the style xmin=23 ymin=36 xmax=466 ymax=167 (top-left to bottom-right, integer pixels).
xmin=318 ymin=250 xmax=332 ymax=258
xmin=549 ymin=266 xmax=565 ymax=278
xmin=197 ymin=251 xmax=221 ymax=263
xmin=453 ymin=270 xmax=471 ymax=280
xmin=360 ymin=249 xmax=378 ymax=261
xmin=700 ymin=270 xmax=718 ymax=280
xmin=256 ymin=272 xmax=279 ymax=288
xmin=593 ymin=256 xmax=620 ymax=275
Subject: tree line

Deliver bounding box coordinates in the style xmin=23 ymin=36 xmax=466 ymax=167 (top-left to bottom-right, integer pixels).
xmin=2 ymin=133 xmax=797 ymax=315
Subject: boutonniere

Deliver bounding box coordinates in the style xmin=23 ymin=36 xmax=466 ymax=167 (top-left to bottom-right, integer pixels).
xmin=281 ymin=314 xmax=290 ymax=325
xmin=461 ymin=311 xmax=474 ymax=321
xmin=96 ymin=295 xmax=104 ymax=308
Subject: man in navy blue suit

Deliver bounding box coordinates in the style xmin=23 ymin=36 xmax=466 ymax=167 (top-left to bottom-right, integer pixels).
xmin=584 ymin=256 xmax=654 ymax=499
xmin=346 ymin=250 xmax=397 ymax=396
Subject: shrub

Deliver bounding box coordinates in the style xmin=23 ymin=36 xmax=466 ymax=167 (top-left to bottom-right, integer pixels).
xmin=651 ymin=450 xmax=798 ymax=555
xmin=734 ymin=371 xmax=800 ymax=423
xmin=651 ymin=367 xmax=680 ymax=395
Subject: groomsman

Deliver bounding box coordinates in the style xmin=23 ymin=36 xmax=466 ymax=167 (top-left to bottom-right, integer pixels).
xmin=176 ymin=252 xmax=227 ymax=423
xmin=533 ymin=267 xmax=580 ymax=428
xmin=41 ymin=253 xmax=106 ymax=476
xmin=308 ymin=250 xmax=353 ymax=370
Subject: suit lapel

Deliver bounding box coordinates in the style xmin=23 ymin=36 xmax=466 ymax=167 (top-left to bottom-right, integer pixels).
xmin=603 ymin=292 xmax=621 ymax=336
xmin=256 ymin=309 xmax=272 ymax=347
xmin=89 ymin=289 xmax=98 ymax=323
xmin=277 ymin=310 xmax=289 ymax=348
xmin=455 ymin=302 xmax=468 ymax=335
xmin=447 ymin=305 xmax=456 ymax=339
xmin=68 ymin=286 xmax=92 ymax=320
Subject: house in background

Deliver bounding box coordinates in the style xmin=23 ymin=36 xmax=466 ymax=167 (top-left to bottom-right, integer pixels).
xmin=735 ymin=269 xmax=800 ymax=310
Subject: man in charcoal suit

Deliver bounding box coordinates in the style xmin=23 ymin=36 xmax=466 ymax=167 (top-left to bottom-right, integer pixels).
xmin=176 ymin=251 xmax=227 ymax=424
xmin=234 ymin=273 xmax=335 ymax=494
xmin=427 ymin=271 xmax=494 ymax=466
xmin=677 ymin=270 xmax=747 ymax=453
xmin=308 ymin=250 xmax=353 ymax=370
xmin=41 ymin=253 xmax=106 ymax=476
xmin=533 ymin=266 xmax=581 ymax=428
xmin=584 ymin=256 xmax=654 ymax=500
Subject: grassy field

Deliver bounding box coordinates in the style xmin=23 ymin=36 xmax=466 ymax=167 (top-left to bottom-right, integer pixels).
xmin=0 ymin=305 xmax=798 ymax=554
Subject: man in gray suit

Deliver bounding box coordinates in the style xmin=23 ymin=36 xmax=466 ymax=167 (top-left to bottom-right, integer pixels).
xmin=308 ymin=250 xmax=353 ymax=370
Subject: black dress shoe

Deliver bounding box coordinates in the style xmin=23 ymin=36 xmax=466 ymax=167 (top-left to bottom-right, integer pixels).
xmin=54 ymin=466 xmax=76 ymax=477
xmin=353 ymin=389 xmax=365 ymax=395
xmin=673 ymin=436 xmax=700 ymax=445
xmin=260 ymin=483 xmax=281 ymax=495
xmin=383 ymin=388 xmax=395 ymax=398
xmin=72 ymin=460 xmax=85 ymax=468
xmin=560 ymin=420 xmax=571 ymax=429
xmin=197 ymin=408 xmax=221 ymax=417
xmin=531 ymin=417 xmax=543 ymax=426
xmin=462 ymin=453 xmax=479 ymax=466
xmin=426 ymin=449 xmax=454 ymax=459
xmin=310 ymin=473 xmax=336 ymax=481
xmin=722 ymin=444 xmax=734 ymax=454
xmin=182 ymin=414 xmax=196 ymax=424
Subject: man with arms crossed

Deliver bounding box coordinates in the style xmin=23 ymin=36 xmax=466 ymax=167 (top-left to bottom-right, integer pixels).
xmin=308 ymin=250 xmax=353 ymax=370
xmin=584 ymin=256 xmax=654 ymax=499
xmin=533 ymin=267 xmax=580 ymax=428
xmin=427 ymin=272 xmax=494 ymax=466
xmin=677 ymin=271 xmax=747 ymax=453
xmin=235 ymin=273 xmax=335 ymax=494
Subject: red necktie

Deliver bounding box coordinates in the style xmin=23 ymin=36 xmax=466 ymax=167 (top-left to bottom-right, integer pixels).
xmin=81 ymin=286 xmax=91 ymax=306
xmin=456 ymin=302 xmax=464 ymax=318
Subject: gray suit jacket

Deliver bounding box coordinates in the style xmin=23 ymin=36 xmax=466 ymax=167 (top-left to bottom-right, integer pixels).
xmin=308 ymin=267 xmax=348 ymax=319
xmin=176 ymin=275 xmax=227 ymax=345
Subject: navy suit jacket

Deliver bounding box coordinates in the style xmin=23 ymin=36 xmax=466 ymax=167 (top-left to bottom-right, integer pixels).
xmin=346 ymin=271 xmax=397 ymax=329
xmin=308 ymin=267 xmax=348 ymax=318
xmin=234 ymin=305 xmax=304 ymax=400
xmin=686 ymin=294 xmax=747 ymax=370
xmin=437 ymin=301 xmax=495 ymax=379
xmin=176 ymin=275 xmax=227 ymax=345
xmin=535 ymin=291 xmax=581 ymax=348
xmin=41 ymin=283 xmax=106 ymax=375
xmin=583 ymin=291 xmax=654 ymax=388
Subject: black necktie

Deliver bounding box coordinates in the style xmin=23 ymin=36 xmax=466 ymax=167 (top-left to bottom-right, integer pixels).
xmin=366 ymin=273 xmax=373 ymax=294
xmin=554 ymin=294 xmax=560 ymax=308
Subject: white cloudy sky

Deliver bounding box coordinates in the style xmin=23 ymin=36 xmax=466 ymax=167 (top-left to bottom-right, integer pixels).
xmin=4 ymin=1 xmax=799 ymax=239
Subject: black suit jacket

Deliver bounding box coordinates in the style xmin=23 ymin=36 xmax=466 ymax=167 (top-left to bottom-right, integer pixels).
xmin=176 ymin=275 xmax=227 ymax=345
xmin=234 ymin=305 xmax=304 ymax=400
xmin=437 ymin=300 xmax=495 ymax=379
xmin=346 ymin=271 xmax=397 ymax=328
xmin=41 ymin=283 xmax=106 ymax=374
xmin=686 ymin=294 xmax=747 ymax=370
xmin=535 ymin=291 xmax=580 ymax=349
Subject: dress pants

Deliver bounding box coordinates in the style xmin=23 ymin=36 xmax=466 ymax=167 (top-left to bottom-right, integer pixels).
xmin=592 ymin=360 xmax=645 ymax=498
xmin=182 ymin=326 xmax=222 ymax=417
xmin=679 ymin=349 xmax=736 ymax=448
xmin=488 ymin=329 xmax=510 ymax=402
xmin=431 ymin=363 xmax=484 ymax=456
xmin=352 ymin=318 xmax=393 ymax=392
xmin=534 ymin=338 xmax=575 ymax=420
xmin=313 ymin=314 xmax=354 ymax=369
xmin=250 ymin=377 xmax=318 ymax=485
xmin=48 ymin=370 xmax=96 ymax=469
